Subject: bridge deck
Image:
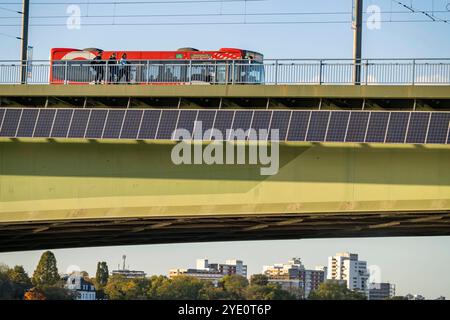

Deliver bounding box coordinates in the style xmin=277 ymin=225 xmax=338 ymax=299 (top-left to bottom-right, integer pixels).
xmin=1 ymin=84 xmax=450 ymax=99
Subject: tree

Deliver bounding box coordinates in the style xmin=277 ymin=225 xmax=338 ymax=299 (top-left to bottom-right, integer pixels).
xmin=157 ymin=275 xmax=206 ymax=300
xmin=104 ymin=275 xmax=150 ymax=300
xmin=245 ymin=283 xmax=297 ymax=300
xmin=95 ymin=262 xmax=109 ymax=289
xmin=219 ymin=275 xmax=249 ymax=299
xmin=146 ymin=275 xmax=168 ymax=299
xmin=250 ymin=274 xmax=269 ymax=286
xmin=7 ymin=265 xmax=32 ymax=299
xmin=0 ymin=266 xmax=14 ymax=300
xmin=24 ymin=288 xmax=46 ymax=300
xmin=32 ymin=251 xmax=60 ymax=288
xmin=42 ymin=286 xmax=77 ymax=300
xmin=308 ymin=280 xmax=367 ymax=300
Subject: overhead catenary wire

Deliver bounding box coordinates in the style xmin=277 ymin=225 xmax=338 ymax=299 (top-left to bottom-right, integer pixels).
xmin=0 ymin=31 xmax=21 ymax=39
xmin=0 ymin=5 xmax=23 ymax=14
xmin=0 ymin=19 xmax=448 ymax=27
xmin=391 ymin=0 xmax=449 ymax=24
xmin=1 ymin=0 xmax=265 ymax=5
xmin=1 ymin=10 xmax=450 ymax=19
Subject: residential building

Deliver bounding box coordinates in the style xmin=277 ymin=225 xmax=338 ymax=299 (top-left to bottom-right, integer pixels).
xmin=262 ymin=258 xmax=325 ymax=299
xmin=169 ymin=258 xmax=247 ymax=286
xmin=64 ymin=273 xmax=96 ymax=300
xmin=169 ymin=268 xmax=223 ymax=285
xmin=368 ymin=282 xmax=395 ymax=300
xmin=327 ymin=252 xmax=369 ymax=294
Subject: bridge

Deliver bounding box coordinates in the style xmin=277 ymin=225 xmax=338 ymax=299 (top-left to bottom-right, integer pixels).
xmin=1 ymin=59 xmax=450 ymax=252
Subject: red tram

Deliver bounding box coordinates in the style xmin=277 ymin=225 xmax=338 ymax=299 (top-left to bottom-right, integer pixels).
xmin=49 ymin=47 xmax=264 ymax=84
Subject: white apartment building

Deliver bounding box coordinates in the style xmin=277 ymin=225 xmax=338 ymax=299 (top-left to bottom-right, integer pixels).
xmin=327 ymin=252 xmax=369 ymax=293
xmin=169 ymin=258 xmax=247 ymax=286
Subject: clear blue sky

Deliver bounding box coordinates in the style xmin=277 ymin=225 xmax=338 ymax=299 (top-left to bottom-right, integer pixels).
xmin=1 ymin=0 xmax=450 ymax=299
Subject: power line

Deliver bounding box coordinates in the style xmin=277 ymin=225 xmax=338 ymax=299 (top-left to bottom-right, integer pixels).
xmin=0 ymin=20 xmax=447 ymax=27
xmin=0 ymin=31 xmax=21 ymax=40
xmin=0 ymin=5 xmax=22 ymax=14
xmin=391 ymin=0 xmax=449 ymax=24
xmin=2 ymin=0 xmax=265 ymax=5
xmin=1 ymin=10 xmax=449 ymax=20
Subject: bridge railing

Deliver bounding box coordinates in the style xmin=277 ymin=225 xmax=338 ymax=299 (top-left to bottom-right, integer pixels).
xmin=0 ymin=58 xmax=449 ymax=85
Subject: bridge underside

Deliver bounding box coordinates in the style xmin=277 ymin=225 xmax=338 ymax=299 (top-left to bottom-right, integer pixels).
xmin=1 ymin=138 xmax=450 ymax=251
xmin=1 ymin=211 xmax=450 ymax=252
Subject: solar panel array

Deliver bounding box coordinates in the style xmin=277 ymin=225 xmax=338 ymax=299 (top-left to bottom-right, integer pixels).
xmin=0 ymin=108 xmax=449 ymax=144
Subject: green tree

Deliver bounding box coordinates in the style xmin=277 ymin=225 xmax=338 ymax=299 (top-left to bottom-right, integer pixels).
xmin=32 ymin=251 xmax=60 ymax=288
xmin=250 ymin=274 xmax=269 ymax=286
xmin=7 ymin=265 xmax=32 ymax=299
xmin=245 ymin=283 xmax=297 ymax=300
xmin=308 ymin=280 xmax=367 ymax=300
xmin=157 ymin=275 xmax=206 ymax=300
xmin=199 ymin=282 xmax=231 ymax=300
xmin=42 ymin=286 xmax=77 ymax=300
xmin=95 ymin=262 xmax=109 ymax=289
xmin=0 ymin=265 xmax=14 ymax=300
xmin=146 ymin=275 xmax=168 ymax=299
xmin=219 ymin=275 xmax=249 ymax=299
xmin=104 ymin=275 xmax=149 ymax=300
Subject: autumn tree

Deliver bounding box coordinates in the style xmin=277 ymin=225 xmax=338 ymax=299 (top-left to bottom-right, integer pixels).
xmin=219 ymin=275 xmax=249 ymax=299
xmin=250 ymin=274 xmax=269 ymax=286
xmin=32 ymin=251 xmax=60 ymax=288
xmin=308 ymin=280 xmax=367 ymax=300
xmin=157 ymin=275 xmax=205 ymax=300
xmin=24 ymin=288 xmax=46 ymax=300
xmin=104 ymin=275 xmax=150 ymax=300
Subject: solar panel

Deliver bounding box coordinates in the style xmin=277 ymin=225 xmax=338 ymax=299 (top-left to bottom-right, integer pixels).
xmin=17 ymin=108 xmax=39 ymax=137
xmin=326 ymin=111 xmax=350 ymax=142
xmin=426 ymin=112 xmax=450 ymax=144
xmin=33 ymin=109 xmax=56 ymax=138
xmin=269 ymin=110 xmax=291 ymax=141
xmin=345 ymin=112 xmax=369 ymax=142
xmin=68 ymin=109 xmax=90 ymax=138
xmin=156 ymin=109 xmax=179 ymax=140
xmin=120 ymin=110 xmax=143 ymax=139
xmin=365 ymin=112 xmax=389 ymax=143
xmin=103 ymin=110 xmax=126 ymax=139
xmin=51 ymin=109 xmax=73 ymax=138
xmin=0 ymin=108 xmax=21 ymax=137
xmin=196 ymin=110 xmax=216 ymax=140
xmin=85 ymin=109 xmax=108 ymax=139
xmin=230 ymin=110 xmax=253 ymax=141
xmin=286 ymin=111 xmax=310 ymax=141
xmin=306 ymin=111 xmax=330 ymax=142
xmin=213 ymin=110 xmax=233 ymax=141
xmin=405 ymin=112 xmax=430 ymax=144
xmin=3 ymin=108 xmax=450 ymax=146
xmin=248 ymin=110 xmax=272 ymax=141
xmin=0 ymin=109 xmax=5 ymax=130
xmin=385 ymin=112 xmax=410 ymax=143
xmin=175 ymin=110 xmax=197 ymax=140
xmin=137 ymin=110 xmax=161 ymax=140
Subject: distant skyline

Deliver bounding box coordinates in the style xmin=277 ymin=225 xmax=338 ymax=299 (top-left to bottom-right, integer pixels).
xmin=1 ymin=236 xmax=449 ymax=299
